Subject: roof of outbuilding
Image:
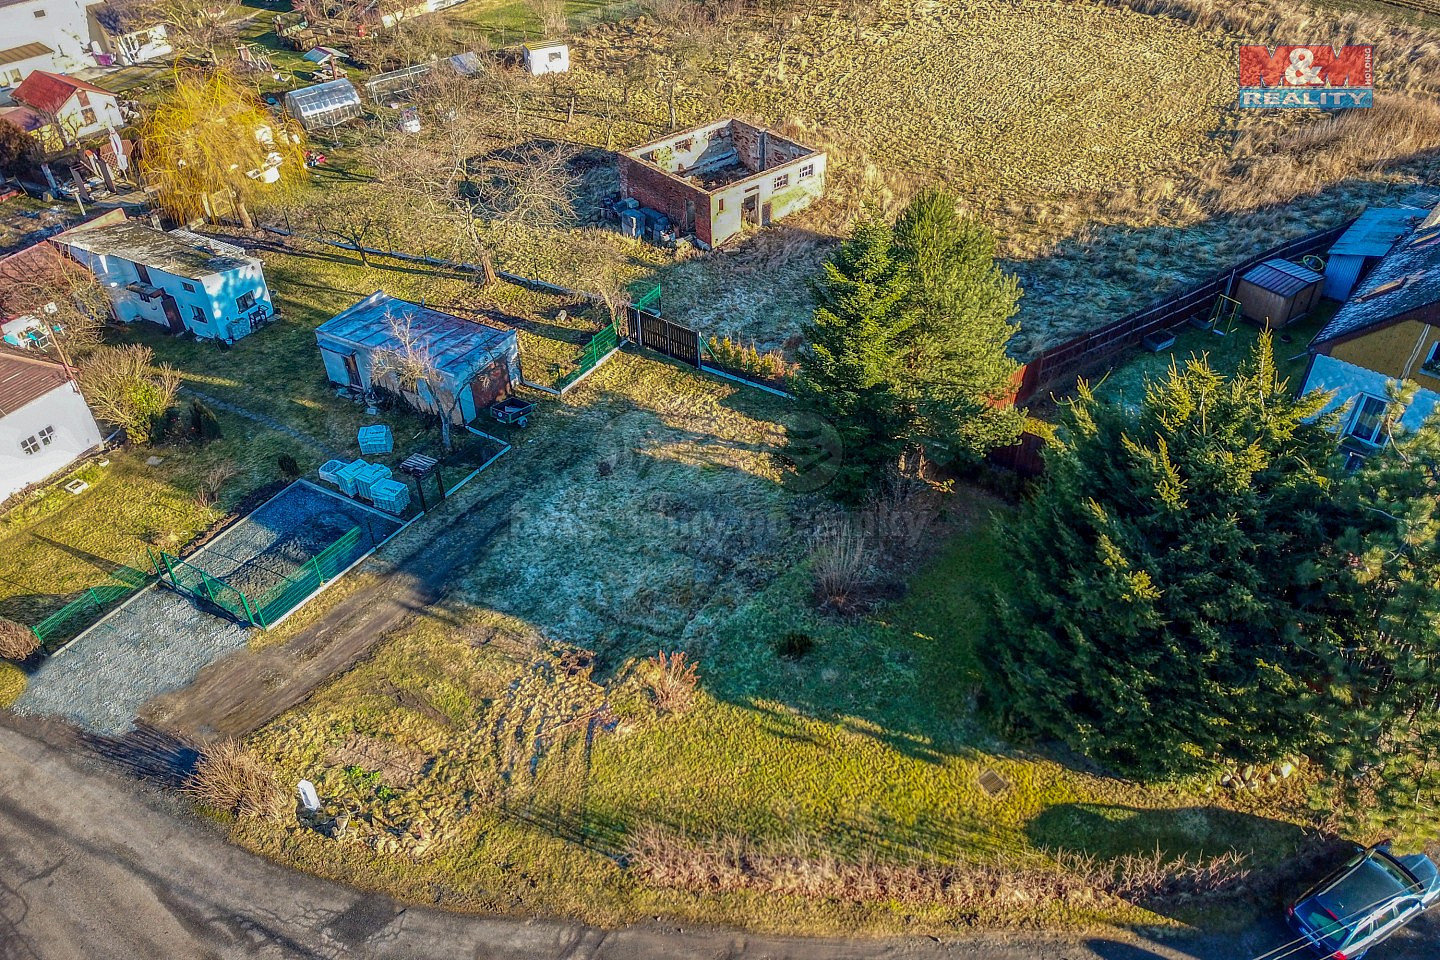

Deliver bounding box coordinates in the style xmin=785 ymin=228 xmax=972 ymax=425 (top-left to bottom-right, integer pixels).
xmin=1313 ymin=206 xmax=1440 ymax=347
xmin=1328 ymin=207 xmax=1427 ymax=259
xmin=56 ymin=221 xmax=257 ymax=281
xmin=0 ymin=41 xmax=53 ymax=67
xmin=1240 ymin=258 xmax=1324 ymax=297
xmin=13 ymin=71 xmax=114 ymax=114
xmin=0 ymin=105 xmax=47 ymax=133
xmin=316 ymin=291 xmax=513 ymax=378
xmin=0 ymin=347 xmax=72 ymax=417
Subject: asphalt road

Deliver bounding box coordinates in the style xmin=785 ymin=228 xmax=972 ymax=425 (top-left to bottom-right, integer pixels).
xmin=1 ymin=720 xmax=1436 ymax=960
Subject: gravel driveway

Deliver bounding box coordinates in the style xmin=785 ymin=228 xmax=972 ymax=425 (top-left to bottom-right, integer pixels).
xmin=15 ymin=585 xmax=251 ymax=734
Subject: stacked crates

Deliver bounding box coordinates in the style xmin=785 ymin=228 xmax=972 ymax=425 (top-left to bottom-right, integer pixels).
xmin=369 ymin=477 xmax=410 ymax=515
xmin=334 ymin=459 xmax=369 ymax=496
xmin=352 ymin=462 xmax=392 ymax=500
xmin=318 ymin=459 xmax=348 ymax=486
xmin=357 ymin=424 xmax=393 ymax=455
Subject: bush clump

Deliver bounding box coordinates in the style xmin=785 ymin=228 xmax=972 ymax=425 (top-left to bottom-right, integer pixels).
xmin=186 ymin=741 xmax=288 ymax=821
xmin=0 ymin=617 xmax=39 ymax=661
xmin=641 ymin=650 xmax=699 ymax=715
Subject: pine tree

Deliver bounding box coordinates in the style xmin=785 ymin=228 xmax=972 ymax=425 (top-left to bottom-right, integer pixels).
xmin=893 ymin=188 xmax=1023 ymax=463
xmin=793 ymin=218 xmax=913 ymax=502
xmin=988 ymin=337 xmax=1345 ymax=777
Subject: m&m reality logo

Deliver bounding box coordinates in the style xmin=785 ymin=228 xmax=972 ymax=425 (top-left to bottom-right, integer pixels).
xmin=1238 ymin=45 xmax=1373 ymax=109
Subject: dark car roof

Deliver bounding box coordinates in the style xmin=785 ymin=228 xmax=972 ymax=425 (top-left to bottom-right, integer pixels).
xmin=1316 ymin=852 xmax=1418 ymax=924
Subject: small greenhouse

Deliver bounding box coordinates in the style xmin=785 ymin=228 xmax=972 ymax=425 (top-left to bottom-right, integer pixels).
xmin=284 ymin=79 xmax=363 ymax=131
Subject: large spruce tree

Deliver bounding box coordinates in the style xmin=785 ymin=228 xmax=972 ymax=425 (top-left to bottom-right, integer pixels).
xmin=893 ymin=188 xmax=1023 ymax=463
xmin=989 ymin=337 xmax=1345 ymax=777
xmin=792 ymin=218 xmax=914 ymax=502
xmin=796 ymin=191 xmax=1023 ymax=499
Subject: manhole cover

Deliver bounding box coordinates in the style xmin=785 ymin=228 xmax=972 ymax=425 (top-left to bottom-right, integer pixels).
xmin=978 ymin=768 xmax=1009 ymax=797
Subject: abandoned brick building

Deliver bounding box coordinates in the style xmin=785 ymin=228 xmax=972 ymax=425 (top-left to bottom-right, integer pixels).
xmin=618 ymin=119 xmax=826 ymax=248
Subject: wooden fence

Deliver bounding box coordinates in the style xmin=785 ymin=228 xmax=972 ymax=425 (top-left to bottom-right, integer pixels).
xmin=1013 ymin=221 xmax=1352 ymax=404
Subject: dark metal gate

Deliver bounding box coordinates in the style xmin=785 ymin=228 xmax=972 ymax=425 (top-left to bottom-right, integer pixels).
xmin=626 ymin=306 xmax=700 ymax=367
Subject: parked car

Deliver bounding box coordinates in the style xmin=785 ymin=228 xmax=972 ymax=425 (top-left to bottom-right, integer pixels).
xmin=1288 ymin=842 xmax=1440 ymax=958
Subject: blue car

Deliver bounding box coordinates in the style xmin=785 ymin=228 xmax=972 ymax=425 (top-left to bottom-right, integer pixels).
xmin=1288 ymin=842 xmax=1440 ymax=958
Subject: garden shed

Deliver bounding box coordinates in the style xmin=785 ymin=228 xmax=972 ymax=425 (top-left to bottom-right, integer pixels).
xmin=284 ymin=78 xmax=363 ymax=131
xmin=315 ymin=291 xmax=521 ymax=424
xmin=1233 ymin=259 xmax=1324 ymax=329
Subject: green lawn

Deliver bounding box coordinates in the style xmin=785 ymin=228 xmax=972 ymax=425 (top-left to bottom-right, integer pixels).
xmin=1092 ymin=306 xmax=1334 ymax=408
xmin=0 ymin=418 xmax=309 ymax=639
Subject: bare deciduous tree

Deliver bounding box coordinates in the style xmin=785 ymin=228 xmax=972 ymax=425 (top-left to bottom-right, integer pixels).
xmin=120 ymin=0 xmax=236 ymax=63
xmin=371 ymin=312 xmax=464 ymax=452
xmin=0 ymin=244 xmax=111 ymax=357
xmin=476 ymin=141 xmax=579 ymax=234
xmin=290 ymin=188 xmax=399 ymax=267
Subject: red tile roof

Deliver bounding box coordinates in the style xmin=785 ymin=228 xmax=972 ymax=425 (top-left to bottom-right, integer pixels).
xmin=13 ymin=71 xmax=115 ymax=115
xmin=0 ymin=348 xmax=73 ymax=417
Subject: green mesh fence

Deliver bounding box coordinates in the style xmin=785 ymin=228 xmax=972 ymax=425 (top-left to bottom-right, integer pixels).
xmin=557 ymin=323 xmax=619 ymax=391
xmin=155 ymin=525 xmax=364 ymax=630
xmin=29 ymin=563 xmax=155 ymax=652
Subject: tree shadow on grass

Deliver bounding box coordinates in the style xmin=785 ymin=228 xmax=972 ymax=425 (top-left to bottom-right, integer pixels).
xmin=1027 ymin=802 xmax=1309 ymax=864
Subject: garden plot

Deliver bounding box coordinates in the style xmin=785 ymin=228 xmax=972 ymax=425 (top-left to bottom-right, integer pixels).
xmin=16 ymin=481 xmax=403 ymax=734
xmin=177 ymin=480 xmax=403 ymax=606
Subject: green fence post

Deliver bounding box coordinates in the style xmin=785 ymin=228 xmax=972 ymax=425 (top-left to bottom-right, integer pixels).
xmin=310 ymin=556 xmax=324 ymax=584
xmin=31 ymin=625 xmax=43 ymax=646
xmin=162 ymin=552 xmax=178 ymax=588
xmin=87 ymin=587 xmax=102 ymax=609
xmin=238 ymin=589 xmax=257 ymax=628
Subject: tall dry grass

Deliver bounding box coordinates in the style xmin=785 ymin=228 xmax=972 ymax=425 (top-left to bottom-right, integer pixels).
xmin=627 ymin=825 xmax=1252 ymax=913
xmin=0 ymin=618 xmax=38 ymax=661
xmin=186 ymin=741 xmax=289 ymax=822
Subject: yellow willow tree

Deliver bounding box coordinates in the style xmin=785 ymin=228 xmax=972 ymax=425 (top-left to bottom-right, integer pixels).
xmin=140 ymin=71 xmax=307 ymax=231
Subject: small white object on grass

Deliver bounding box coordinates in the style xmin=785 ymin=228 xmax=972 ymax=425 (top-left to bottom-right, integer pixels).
xmin=297 ymin=779 xmax=321 ymax=812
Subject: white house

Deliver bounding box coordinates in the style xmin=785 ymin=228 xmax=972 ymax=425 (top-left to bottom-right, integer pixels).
xmin=0 ymin=0 xmax=101 ymax=91
xmin=0 ymin=348 xmax=102 ymax=502
xmin=89 ymin=2 xmax=171 ymax=65
xmin=55 ymin=219 xmax=275 ymax=343
xmin=11 ymin=70 xmax=124 ymax=147
xmin=521 ymin=41 xmax=569 ymax=76
xmin=315 ymin=291 xmax=521 ymax=423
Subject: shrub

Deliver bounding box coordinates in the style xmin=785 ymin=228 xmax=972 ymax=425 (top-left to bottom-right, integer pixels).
xmin=0 ymin=617 xmax=39 ymax=661
xmin=809 ymin=523 xmax=876 ymax=611
xmin=189 ymin=399 xmax=222 ymax=443
xmin=78 ymin=345 xmax=180 ymax=446
xmin=186 ymin=740 xmax=288 ymax=821
xmin=777 ymin=631 xmax=815 ymax=660
xmin=706 ymin=335 xmax=793 ymax=384
xmin=642 ymin=650 xmax=699 ymax=715
xmin=195 ymin=462 xmax=238 ymax=508
xmin=278 ymin=454 xmax=300 ymax=478
xmin=0 ymin=662 xmax=26 ymax=708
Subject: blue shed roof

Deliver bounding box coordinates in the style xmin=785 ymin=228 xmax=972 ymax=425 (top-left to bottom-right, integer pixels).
xmin=1241 ymin=258 xmax=1323 ymax=297
xmin=316 ymin=291 xmax=514 ymax=379
xmin=1314 ymin=206 xmax=1440 ymax=346
xmin=1328 ymin=207 xmax=1426 ymax=258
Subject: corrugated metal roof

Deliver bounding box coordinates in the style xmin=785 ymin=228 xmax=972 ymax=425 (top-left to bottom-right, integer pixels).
xmin=0 ymin=42 xmax=53 ymax=67
xmin=1314 ymin=205 xmax=1440 ymax=346
xmin=1241 ymin=258 xmax=1323 ymax=297
xmin=0 ymin=349 xmax=72 ymax=416
xmin=315 ymin=292 xmax=513 ymax=380
xmin=1328 ymin=207 xmax=1426 ymax=258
